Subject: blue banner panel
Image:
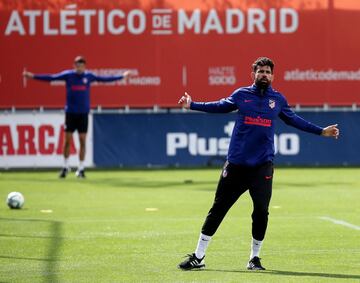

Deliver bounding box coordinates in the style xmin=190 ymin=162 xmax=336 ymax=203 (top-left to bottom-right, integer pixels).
xmin=93 ymin=112 xmax=359 ymax=167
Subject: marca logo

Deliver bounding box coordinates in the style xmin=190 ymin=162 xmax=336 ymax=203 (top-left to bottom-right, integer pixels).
xmin=0 ymin=125 xmax=77 ymax=156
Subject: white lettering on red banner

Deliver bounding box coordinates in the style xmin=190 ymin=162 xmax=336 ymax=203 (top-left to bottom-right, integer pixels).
xmin=4 ymin=7 xmax=299 ymax=36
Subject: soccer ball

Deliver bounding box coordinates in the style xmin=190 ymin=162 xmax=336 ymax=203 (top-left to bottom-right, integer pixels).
xmin=6 ymin=192 xmax=25 ymax=209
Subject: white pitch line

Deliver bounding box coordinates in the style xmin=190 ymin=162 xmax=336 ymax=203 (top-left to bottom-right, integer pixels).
xmin=319 ymin=216 xmax=360 ymax=231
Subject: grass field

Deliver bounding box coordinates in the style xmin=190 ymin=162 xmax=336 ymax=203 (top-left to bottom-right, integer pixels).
xmin=0 ymin=168 xmax=359 ymax=283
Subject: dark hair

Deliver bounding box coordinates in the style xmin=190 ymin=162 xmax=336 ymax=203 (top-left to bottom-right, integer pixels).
xmin=74 ymin=56 xmax=86 ymax=64
xmin=252 ymin=57 xmax=274 ymax=73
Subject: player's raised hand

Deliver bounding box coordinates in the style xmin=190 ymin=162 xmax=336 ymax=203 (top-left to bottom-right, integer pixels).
xmin=23 ymin=71 xmax=34 ymax=79
xmin=178 ymin=92 xmax=192 ymax=109
xmin=321 ymin=124 xmax=339 ymax=139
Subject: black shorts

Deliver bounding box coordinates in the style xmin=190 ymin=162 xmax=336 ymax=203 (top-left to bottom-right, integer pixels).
xmin=64 ymin=113 xmax=88 ymax=133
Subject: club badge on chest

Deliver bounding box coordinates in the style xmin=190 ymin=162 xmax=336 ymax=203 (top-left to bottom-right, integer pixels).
xmin=269 ymin=99 xmax=276 ymax=109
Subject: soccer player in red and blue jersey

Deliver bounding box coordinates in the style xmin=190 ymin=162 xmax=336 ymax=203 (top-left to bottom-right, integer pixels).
xmin=177 ymin=57 xmax=339 ymax=271
xmin=23 ymin=56 xmax=131 ymax=178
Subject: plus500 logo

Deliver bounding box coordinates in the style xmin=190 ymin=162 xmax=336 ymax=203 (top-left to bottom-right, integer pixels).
xmin=166 ymin=124 xmax=300 ymax=156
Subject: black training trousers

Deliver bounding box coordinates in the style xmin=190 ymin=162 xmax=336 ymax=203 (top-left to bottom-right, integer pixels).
xmin=201 ymin=161 xmax=273 ymax=241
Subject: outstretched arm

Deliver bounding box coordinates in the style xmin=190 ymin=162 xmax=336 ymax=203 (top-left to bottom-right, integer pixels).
xmin=91 ymin=70 xmax=132 ymax=82
xmin=23 ymin=70 xmax=68 ymax=81
xmin=178 ymin=92 xmax=237 ymax=113
xmin=279 ymin=102 xmax=339 ymax=139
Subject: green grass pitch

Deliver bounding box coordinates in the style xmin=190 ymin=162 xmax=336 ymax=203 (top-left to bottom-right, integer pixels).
xmin=0 ymin=168 xmax=359 ymax=282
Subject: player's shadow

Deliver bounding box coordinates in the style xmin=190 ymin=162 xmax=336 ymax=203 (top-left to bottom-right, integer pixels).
xmin=276 ymin=181 xmax=355 ymax=187
xmin=204 ymin=268 xmax=360 ymax=280
xmin=0 ymin=218 xmax=63 ymax=283
xmin=89 ymin=178 xmax=215 ymax=189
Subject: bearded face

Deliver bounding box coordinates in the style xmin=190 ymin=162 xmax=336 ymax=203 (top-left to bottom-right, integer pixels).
xmin=253 ymin=65 xmax=273 ymax=89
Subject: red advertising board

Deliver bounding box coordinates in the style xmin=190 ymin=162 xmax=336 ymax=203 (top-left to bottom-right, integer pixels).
xmin=1 ymin=0 xmax=360 ymax=108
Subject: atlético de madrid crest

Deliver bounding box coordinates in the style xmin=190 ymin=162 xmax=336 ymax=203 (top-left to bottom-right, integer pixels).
xmin=83 ymin=78 xmax=88 ymax=84
xmin=222 ymin=169 xmax=228 ymax=178
xmin=269 ymin=99 xmax=276 ymax=109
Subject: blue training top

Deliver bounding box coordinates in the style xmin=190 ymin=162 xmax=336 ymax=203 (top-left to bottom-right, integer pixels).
xmin=190 ymin=84 xmax=323 ymax=167
xmin=34 ymin=70 xmax=124 ymax=114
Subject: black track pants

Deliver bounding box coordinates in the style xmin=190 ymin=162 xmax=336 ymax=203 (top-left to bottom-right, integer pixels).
xmin=201 ymin=161 xmax=273 ymax=241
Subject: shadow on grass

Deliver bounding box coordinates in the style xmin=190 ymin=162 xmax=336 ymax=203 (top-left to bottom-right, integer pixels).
xmin=0 ymin=233 xmax=63 ymax=239
xmin=81 ymin=178 xmax=216 ymax=189
xmin=0 ymin=218 xmax=62 ymax=283
xmin=204 ymin=268 xmax=360 ymax=280
xmin=276 ymin=181 xmax=355 ymax=188
xmin=0 ymin=255 xmax=53 ymax=262
xmin=0 ymin=176 xmax=215 ymax=189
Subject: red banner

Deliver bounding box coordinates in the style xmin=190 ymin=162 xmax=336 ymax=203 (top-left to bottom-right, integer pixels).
xmin=1 ymin=0 xmax=360 ymax=108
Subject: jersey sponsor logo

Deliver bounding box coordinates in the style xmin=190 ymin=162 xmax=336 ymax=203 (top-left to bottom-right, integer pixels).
xmin=269 ymin=99 xmax=276 ymax=109
xmin=244 ymin=99 xmax=253 ymax=103
xmin=71 ymin=85 xmax=87 ymax=91
xmin=244 ymin=116 xmax=272 ymax=127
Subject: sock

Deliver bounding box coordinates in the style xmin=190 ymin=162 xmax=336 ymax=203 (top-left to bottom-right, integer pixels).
xmin=250 ymin=238 xmax=263 ymax=259
xmin=78 ymin=161 xmax=85 ymax=171
xmin=64 ymin=158 xmax=69 ymax=169
xmin=194 ymin=233 xmax=211 ymax=259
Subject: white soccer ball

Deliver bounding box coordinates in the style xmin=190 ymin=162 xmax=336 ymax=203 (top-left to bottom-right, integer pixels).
xmin=6 ymin=192 xmax=25 ymax=209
